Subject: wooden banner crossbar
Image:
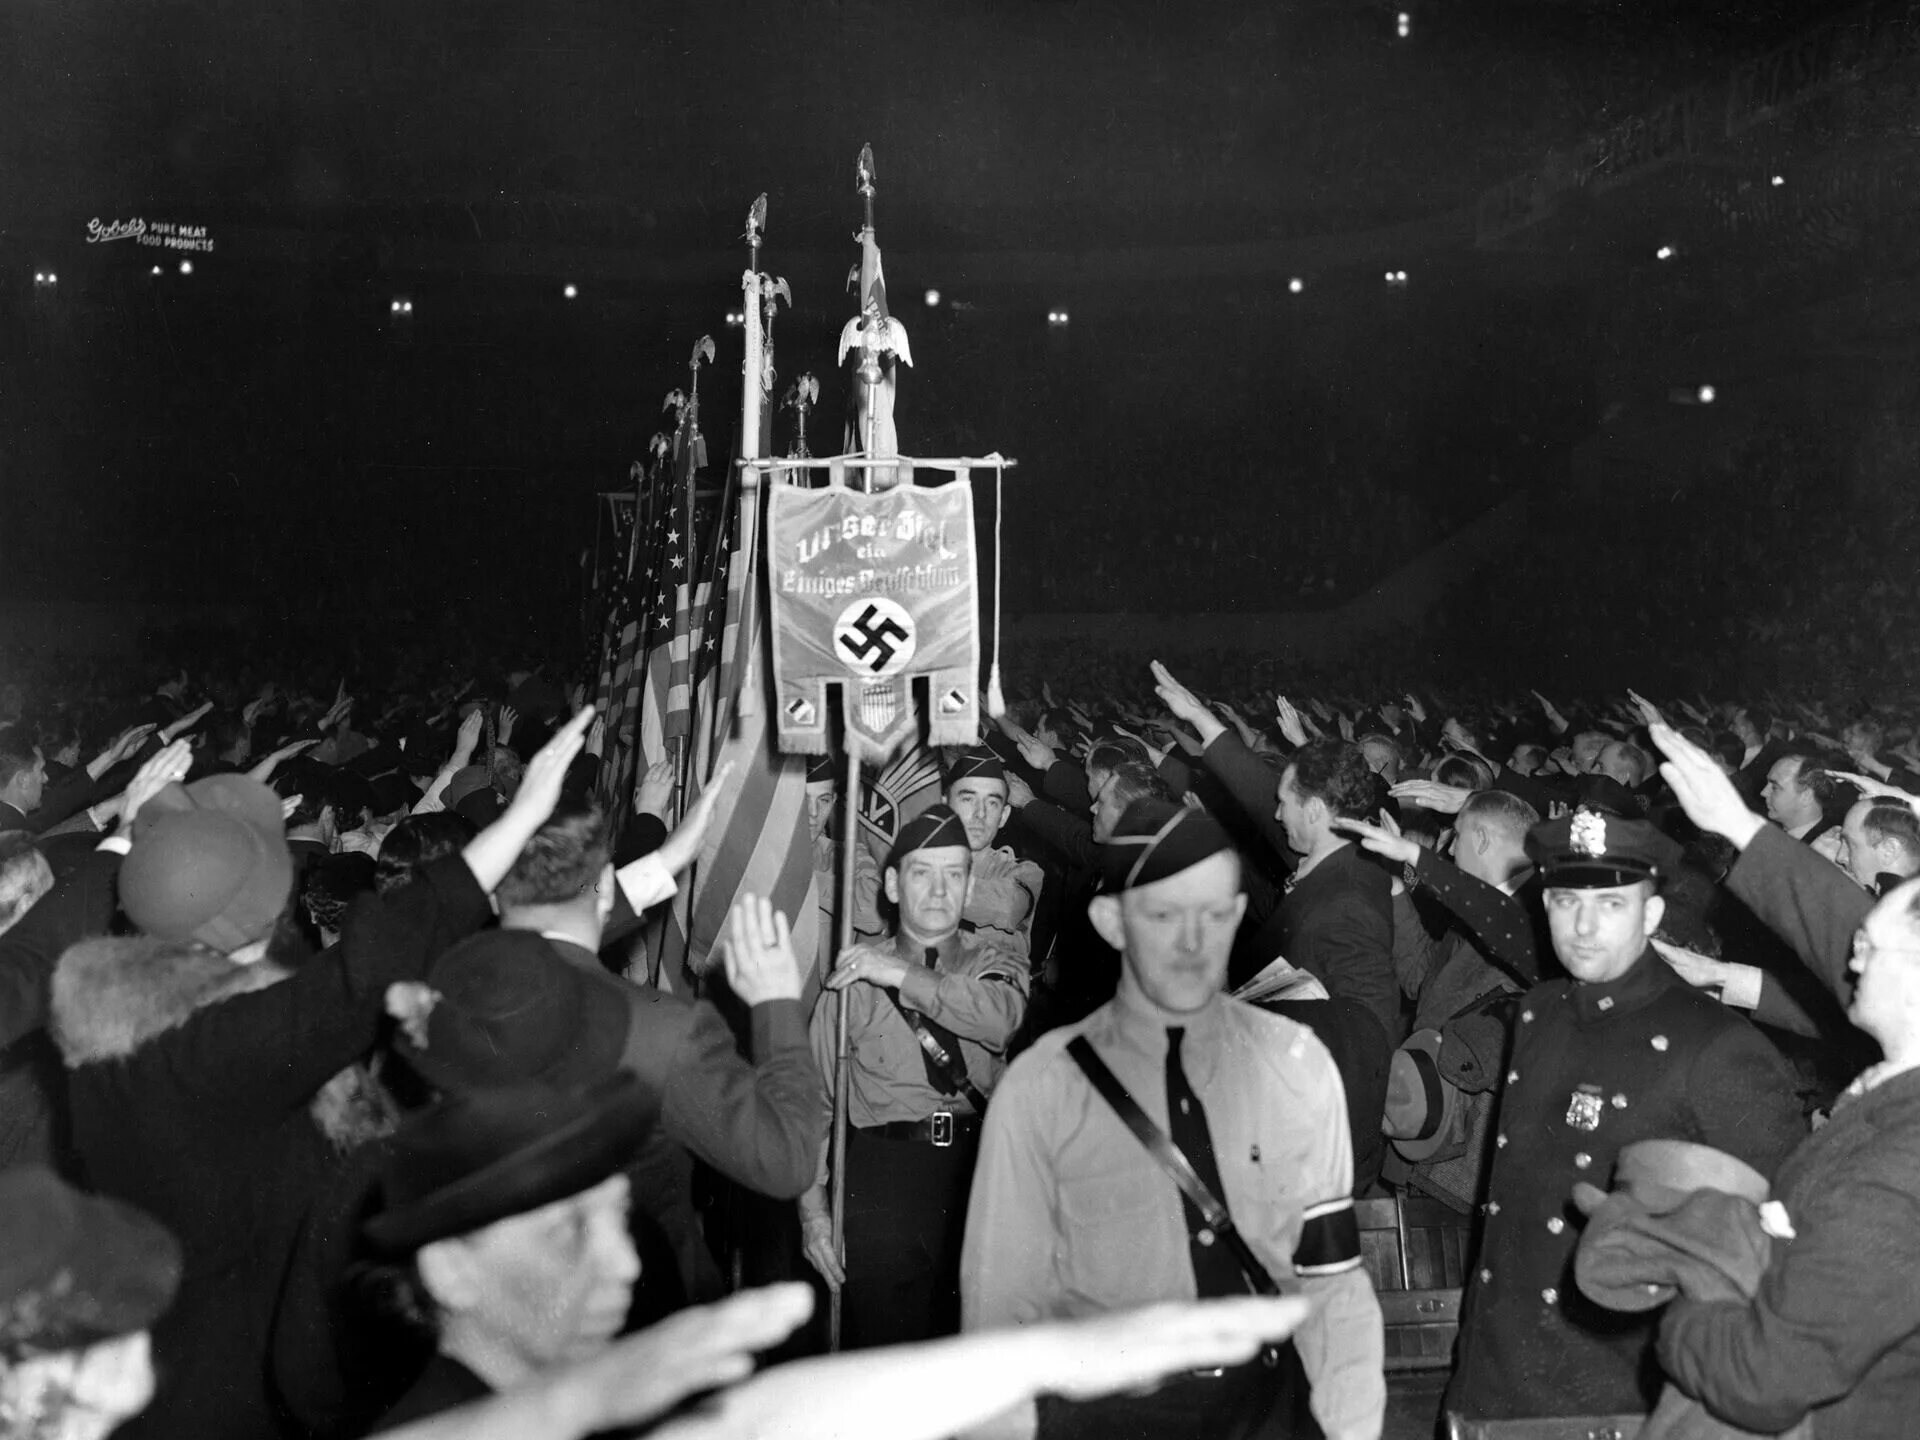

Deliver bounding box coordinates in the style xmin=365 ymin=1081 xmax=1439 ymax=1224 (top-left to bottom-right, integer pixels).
xmin=737 ymin=453 xmax=1016 ymax=474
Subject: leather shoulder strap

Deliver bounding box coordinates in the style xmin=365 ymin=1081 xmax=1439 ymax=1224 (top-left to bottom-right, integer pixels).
xmin=1065 ymin=1035 xmax=1279 ymax=1297
xmin=883 ymin=989 xmax=990 ymax=1113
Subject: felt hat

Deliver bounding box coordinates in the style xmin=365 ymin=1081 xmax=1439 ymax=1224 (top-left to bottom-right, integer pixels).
xmin=397 ymin=930 xmax=631 ymax=1095
xmin=1097 ymin=798 xmax=1235 ymax=893
xmin=1572 ymin=1139 xmax=1769 ymax=1218
xmin=0 ymin=1166 xmax=182 ymax=1360
xmin=1526 ymin=807 xmax=1684 ymax=889
xmin=442 ymin=765 xmax=494 ymax=810
xmin=362 ymin=1074 xmax=657 ymax=1254
xmin=450 ymin=788 xmax=505 ymax=829
xmin=367 ymin=772 xmax=417 ymax=817
xmin=119 ymin=773 xmax=294 ymax=951
xmin=1382 ymin=1028 xmax=1465 ymax=1163
xmin=1570 ymin=774 xmax=1644 ymax=819
xmin=1571 ymin=1142 xmax=1773 ymax=1313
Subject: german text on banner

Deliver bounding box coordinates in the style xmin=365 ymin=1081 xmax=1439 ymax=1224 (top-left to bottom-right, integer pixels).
xmin=767 ymin=476 xmax=980 ymax=760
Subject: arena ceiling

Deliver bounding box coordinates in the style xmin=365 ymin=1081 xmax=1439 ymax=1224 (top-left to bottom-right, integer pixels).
xmin=3 ymin=0 xmax=1851 ymax=276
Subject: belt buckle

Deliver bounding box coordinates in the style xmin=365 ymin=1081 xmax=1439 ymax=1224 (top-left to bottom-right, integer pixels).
xmin=931 ymin=1110 xmax=954 ymax=1148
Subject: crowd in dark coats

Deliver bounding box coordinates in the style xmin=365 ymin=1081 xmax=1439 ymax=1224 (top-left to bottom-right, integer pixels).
xmin=5 ymin=643 xmax=1920 ymax=1438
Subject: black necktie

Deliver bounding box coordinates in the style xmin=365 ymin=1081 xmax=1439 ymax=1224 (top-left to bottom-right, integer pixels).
xmin=890 ymin=948 xmax=969 ymax=1097
xmin=1166 ymin=1026 xmax=1245 ymax=1298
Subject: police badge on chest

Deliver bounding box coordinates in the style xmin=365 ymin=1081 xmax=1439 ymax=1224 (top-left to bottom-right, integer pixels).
xmin=1566 ymin=1083 xmax=1605 ymax=1132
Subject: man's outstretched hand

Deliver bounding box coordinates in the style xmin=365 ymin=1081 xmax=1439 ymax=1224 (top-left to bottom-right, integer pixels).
xmin=503 ymin=706 xmax=594 ymax=825
xmin=116 ymin=740 xmax=195 ymax=836
xmin=1390 ymin=779 xmax=1473 ymax=815
xmin=1649 ymin=721 xmax=1764 ymax=850
xmin=87 ymin=723 xmax=158 ymax=780
xmin=1149 ymin=661 xmax=1225 ymax=748
xmin=724 ymin=893 xmax=803 ymax=1005
xmin=654 ymin=762 xmax=733 ymax=875
xmin=634 ymin=759 xmax=676 ymax=821
xmin=1332 ymin=811 xmax=1421 ymax=869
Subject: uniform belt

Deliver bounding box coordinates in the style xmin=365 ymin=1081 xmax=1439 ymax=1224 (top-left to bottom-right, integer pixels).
xmin=858 ymin=1112 xmax=983 ymax=1146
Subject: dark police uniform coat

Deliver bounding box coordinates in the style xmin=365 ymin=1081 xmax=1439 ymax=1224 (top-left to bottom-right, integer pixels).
xmin=1446 ymin=948 xmax=1805 ymax=1422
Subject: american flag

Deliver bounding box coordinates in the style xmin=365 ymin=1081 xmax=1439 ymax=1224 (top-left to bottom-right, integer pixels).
xmin=639 ymin=457 xmax=695 ymax=772
xmin=594 ymin=468 xmax=676 ymax=834
xmin=666 ymin=292 xmax=821 ymax=988
xmin=673 ymin=475 xmax=821 ymax=987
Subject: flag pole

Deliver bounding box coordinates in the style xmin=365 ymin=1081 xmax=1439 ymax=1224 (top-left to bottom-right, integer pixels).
xmin=741 ymin=194 xmax=767 ymax=471
xmin=827 ymin=148 xmax=886 ymax=1350
xmin=828 ymin=734 xmax=859 ymax=1351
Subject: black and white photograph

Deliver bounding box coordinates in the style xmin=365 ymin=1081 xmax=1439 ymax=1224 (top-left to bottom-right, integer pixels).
xmin=5 ymin=2 xmax=1920 ymax=1436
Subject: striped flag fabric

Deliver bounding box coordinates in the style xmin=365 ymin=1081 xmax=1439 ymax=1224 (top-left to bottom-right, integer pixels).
xmin=675 ymin=475 xmax=821 ymax=986
xmin=595 ymin=473 xmax=673 ymax=832
xmin=661 ymin=445 xmax=697 ymax=747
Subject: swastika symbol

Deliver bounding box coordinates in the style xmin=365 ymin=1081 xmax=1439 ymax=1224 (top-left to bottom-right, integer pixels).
xmin=833 ymin=597 xmax=917 ymax=677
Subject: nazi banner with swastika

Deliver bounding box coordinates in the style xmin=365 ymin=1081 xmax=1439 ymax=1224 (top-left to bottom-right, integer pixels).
xmin=766 ymin=476 xmax=980 ymax=760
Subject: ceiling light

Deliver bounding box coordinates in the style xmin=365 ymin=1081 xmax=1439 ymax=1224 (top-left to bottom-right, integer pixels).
xmin=1656 ymin=244 xmax=1675 ymax=260
xmin=924 ymin=288 xmax=940 ymax=307
xmin=1288 ymin=277 xmax=1304 ymax=294
xmin=179 ymin=260 xmax=193 ymax=274
xmin=563 ymin=284 xmax=578 ymax=299
xmin=1698 ymin=385 xmax=1716 ymax=404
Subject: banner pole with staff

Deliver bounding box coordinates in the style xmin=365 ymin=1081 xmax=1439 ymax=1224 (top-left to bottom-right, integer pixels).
xmin=752 ymin=144 xmax=1015 ymax=1352
xmin=828 ymin=720 xmax=860 ymax=1350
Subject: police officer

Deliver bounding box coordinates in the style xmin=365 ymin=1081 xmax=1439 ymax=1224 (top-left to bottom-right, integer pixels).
xmin=1445 ymin=807 xmax=1806 ymax=1428
xmin=797 ymin=804 xmax=1029 ymax=1347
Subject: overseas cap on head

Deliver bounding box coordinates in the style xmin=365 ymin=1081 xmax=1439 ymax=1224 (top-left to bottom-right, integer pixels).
xmin=397 ymin=930 xmax=628 ymax=1095
xmin=805 ymin=754 xmax=836 ymax=786
xmin=1527 ymin=807 xmax=1684 ymax=890
xmin=0 ymin=1166 xmax=182 ymax=1360
xmin=945 ymin=747 xmax=1006 ymax=787
xmin=363 ymin=1074 xmax=658 ymax=1255
xmin=1097 ymin=797 xmax=1236 ymax=893
xmin=119 ymin=773 xmax=294 ymax=951
xmin=884 ymin=803 xmax=971 ymax=870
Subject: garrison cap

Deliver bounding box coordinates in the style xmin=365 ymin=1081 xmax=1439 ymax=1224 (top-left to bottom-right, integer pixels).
xmin=945 ymin=747 xmax=1006 ymax=787
xmin=1097 ymin=797 xmax=1235 ymax=892
xmin=885 ymin=803 xmax=971 ymax=870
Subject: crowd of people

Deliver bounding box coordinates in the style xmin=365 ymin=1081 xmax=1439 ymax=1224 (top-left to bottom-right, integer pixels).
xmin=3 ymin=647 xmax=1920 ymax=1439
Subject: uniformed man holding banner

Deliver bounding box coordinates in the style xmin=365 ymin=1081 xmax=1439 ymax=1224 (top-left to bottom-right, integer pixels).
xmin=797 ymin=804 xmax=1029 ymax=1347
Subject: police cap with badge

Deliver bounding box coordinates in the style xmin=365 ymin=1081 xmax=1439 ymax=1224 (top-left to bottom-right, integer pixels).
xmin=1526 ymin=807 xmax=1683 ymax=889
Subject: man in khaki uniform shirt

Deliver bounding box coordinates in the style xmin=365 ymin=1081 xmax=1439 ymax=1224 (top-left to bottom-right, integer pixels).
xmin=962 ymin=799 xmax=1385 ymax=1440
xmin=798 ymin=804 xmax=1029 ymax=1347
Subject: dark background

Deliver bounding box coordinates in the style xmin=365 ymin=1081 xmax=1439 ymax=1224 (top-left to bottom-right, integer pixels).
xmin=3 ymin=0 xmax=1916 ymax=687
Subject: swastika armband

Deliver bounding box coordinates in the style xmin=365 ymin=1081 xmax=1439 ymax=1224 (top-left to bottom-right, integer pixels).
xmin=1292 ymin=1197 xmax=1362 ymax=1276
